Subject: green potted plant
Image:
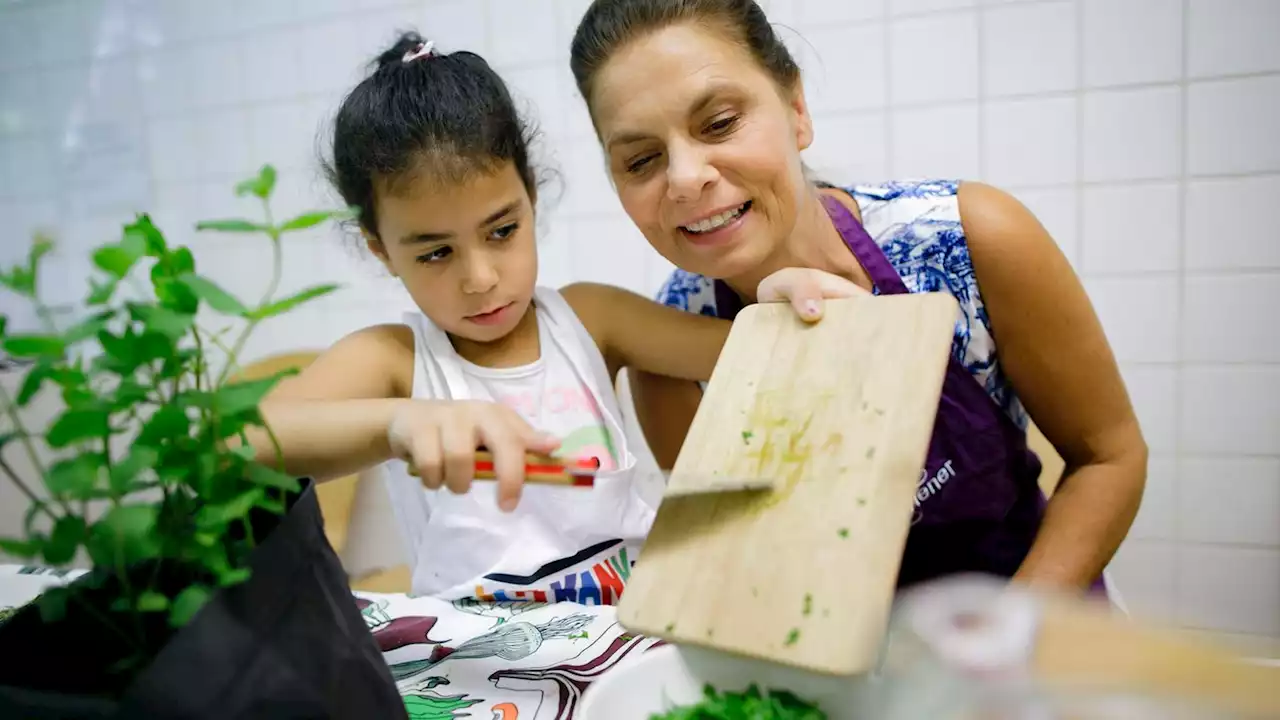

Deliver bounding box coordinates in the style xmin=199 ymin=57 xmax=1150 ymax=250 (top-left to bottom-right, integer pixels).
xmin=0 ymin=166 xmax=408 ymax=719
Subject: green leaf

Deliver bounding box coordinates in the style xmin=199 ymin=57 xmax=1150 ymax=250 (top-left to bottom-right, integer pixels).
xmin=137 ymin=404 xmax=189 ymax=446
xmin=171 ymin=247 xmax=195 ymax=273
xmin=246 ymin=462 xmax=300 ymax=492
xmin=169 ymin=585 xmax=210 ymax=627
xmin=217 ymin=567 xmax=252 ymax=587
xmin=195 ymin=219 xmax=266 ymax=233
xmin=45 ymin=407 xmax=110 ymax=448
xmin=43 ymin=515 xmax=86 ymax=565
xmin=29 ymin=234 xmax=54 ymax=267
xmin=86 ymin=276 xmax=118 ymax=305
xmin=0 ymin=536 xmax=43 ymax=559
xmin=36 ymin=585 xmax=69 ymax=623
xmin=16 ymin=361 xmax=52 ymax=406
xmin=89 ymin=504 xmax=160 ymax=566
xmin=136 ymin=591 xmax=169 ymax=613
xmin=0 ymin=313 xmax=6 ymax=336
xmin=44 ymin=455 xmax=103 ymax=496
xmin=210 ymin=375 xmax=281 ymax=416
xmin=130 ymin=303 xmax=194 ymax=339
xmin=247 ymin=283 xmax=339 ymax=321
xmin=0 ymin=267 xmax=35 ymax=297
xmin=3 ymin=334 xmax=66 ymax=359
xmin=110 ymin=446 xmax=159 ymax=494
xmin=177 ymin=274 xmax=248 ymax=316
xmin=125 ymin=214 xmax=167 ymax=256
xmin=197 ymin=487 xmax=264 ymax=527
xmin=234 ymin=165 xmax=277 ymax=200
xmin=152 ymin=276 xmax=200 ymax=314
xmin=278 ymin=210 xmax=337 ymax=233
xmin=91 ymin=246 xmax=140 ymax=279
xmin=62 ymin=312 xmax=112 ymax=345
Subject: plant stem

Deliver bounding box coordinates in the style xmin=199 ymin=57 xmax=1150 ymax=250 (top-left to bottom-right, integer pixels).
xmin=0 ymin=451 xmax=58 ymax=523
xmin=0 ymin=379 xmax=49 ymax=486
xmin=214 ymin=203 xmax=280 ymax=387
xmin=71 ymin=590 xmax=143 ymax=654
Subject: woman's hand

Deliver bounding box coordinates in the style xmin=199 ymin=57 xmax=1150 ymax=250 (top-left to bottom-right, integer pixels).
xmin=757 ymin=267 xmax=868 ymax=322
xmin=387 ymin=400 xmax=560 ymax=512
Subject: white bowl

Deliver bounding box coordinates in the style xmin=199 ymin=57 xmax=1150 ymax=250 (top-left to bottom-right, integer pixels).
xmin=578 ymin=643 xmax=880 ymax=719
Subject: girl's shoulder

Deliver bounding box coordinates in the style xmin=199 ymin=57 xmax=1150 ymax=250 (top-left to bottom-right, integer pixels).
xmin=271 ymin=323 xmax=416 ymax=401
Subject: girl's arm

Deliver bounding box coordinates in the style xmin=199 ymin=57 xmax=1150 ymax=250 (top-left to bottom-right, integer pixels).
xmin=959 ymin=181 xmax=1148 ymax=591
xmin=561 ymin=270 xmax=861 ymax=383
xmin=243 ymin=324 xmax=416 ymax=481
xmin=561 ymin=282 xmax=729 ymax=383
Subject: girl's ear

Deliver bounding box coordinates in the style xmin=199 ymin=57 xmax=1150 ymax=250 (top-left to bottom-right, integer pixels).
xmin=363 ymin=230 xmax=397 ymax=277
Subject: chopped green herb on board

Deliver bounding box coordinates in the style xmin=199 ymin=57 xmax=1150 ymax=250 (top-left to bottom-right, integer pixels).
xmin=837 ymin=528 xmax=849 ymax=539
xmin=741 ymin=430 xmax=753 ymax=444
xmin=784 ymin=628 xmax=801 ymax=646
xmin=648 ymin=683 xmax=827 ymax=719
xmin=802 ymin=594 xmax=812 ymax=616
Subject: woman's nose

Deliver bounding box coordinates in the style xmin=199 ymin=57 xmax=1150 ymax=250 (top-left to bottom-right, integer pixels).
xmin=665 ymin=143 xmax=717 ymax=203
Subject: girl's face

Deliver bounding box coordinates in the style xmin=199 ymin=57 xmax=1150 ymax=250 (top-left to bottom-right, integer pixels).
xmin=587 ymin=23 xmax=814 ymax=280
xmin=368 ymin=161 xmax=538 ymax=345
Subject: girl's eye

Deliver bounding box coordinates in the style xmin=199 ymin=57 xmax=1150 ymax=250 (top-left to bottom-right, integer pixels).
xmin=490 ymin=222 xmax=518 ymax=241
xmin=625 ymin=154 xmax=656 ymax=175
xmin=706 ymin=114 xmax=740 ymax=136
xmin=416 ymin=246 xmax=452 ymax=264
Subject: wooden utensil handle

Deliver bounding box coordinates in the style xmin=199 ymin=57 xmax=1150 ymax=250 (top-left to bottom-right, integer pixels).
xmin=404 ymin=449 xmax=597 ymax=488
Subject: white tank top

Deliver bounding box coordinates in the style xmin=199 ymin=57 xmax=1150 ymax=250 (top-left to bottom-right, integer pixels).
xmin=381 ymin=287 xmax=660 ymax=602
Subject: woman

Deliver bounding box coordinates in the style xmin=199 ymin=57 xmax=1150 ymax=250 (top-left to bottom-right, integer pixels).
xmin=568 ymin=0 xmax=1147 ymax=593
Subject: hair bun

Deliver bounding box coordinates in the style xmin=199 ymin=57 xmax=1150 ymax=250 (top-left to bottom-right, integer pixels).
xmin=375 ymin=30 xmax=430 ymax=70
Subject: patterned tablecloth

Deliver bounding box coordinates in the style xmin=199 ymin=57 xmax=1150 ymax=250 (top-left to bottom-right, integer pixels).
xmin=0 ymin=564 xmax=666 ymax=719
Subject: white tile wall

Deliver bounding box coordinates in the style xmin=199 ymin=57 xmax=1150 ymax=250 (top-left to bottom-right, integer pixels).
xmin=1 ymin=0 xmax=1277 ymax=649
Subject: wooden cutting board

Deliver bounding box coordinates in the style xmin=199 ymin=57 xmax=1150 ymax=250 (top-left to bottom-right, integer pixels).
xmin=617 ymin=292 xmax=958 ymax=676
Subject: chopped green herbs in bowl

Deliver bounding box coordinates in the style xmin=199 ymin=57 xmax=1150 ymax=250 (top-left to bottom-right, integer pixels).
xmin=649 ymin=683 xmax=827 ymax=719
xmin=578 ymin=644 xmax=872 ymax=720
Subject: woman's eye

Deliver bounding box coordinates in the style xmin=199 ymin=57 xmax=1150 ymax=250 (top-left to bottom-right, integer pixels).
xmin=706 ymin=114 xmax=740 ymax=136
xmin=490 ymin=222 xmax=518 ymax=241
xmin=416 ymin=246 xmax=451 ymax=264
xmin=626 ymin=154 xmax=656 ymax=174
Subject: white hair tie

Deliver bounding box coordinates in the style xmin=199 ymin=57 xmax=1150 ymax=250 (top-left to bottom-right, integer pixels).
xmin=402 ymin=40 xmax=435 ymax=63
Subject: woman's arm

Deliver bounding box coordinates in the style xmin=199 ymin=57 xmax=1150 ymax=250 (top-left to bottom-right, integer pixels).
xmin=243 ymin=324 xmax=416 ymax=481
xmin=627 ymin=369 xmax=704 ymax=470
xmin=959 ymin=181 xmax=1148 ymax=591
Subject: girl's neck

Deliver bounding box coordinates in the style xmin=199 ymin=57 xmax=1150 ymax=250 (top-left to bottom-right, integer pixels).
xmin=450 ymin=301 xmax=541 ymax=368
xmin=724 ymin=186 xmax=873 ymax=303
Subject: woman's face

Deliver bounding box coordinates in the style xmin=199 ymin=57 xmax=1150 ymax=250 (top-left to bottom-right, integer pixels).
xmin=588 ymin=23 xmax=814 ymax=280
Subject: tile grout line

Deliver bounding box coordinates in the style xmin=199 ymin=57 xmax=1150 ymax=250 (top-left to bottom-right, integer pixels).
xmin=975 ymin=1 xmax=987 ymax=181
xmin=1074 ymin=0 xmax=1086 ymax=274
xmin=1171 ymin=0 xmax=1192 ymax=627
xmin=881 ymin=0 xmax=893 ymax=180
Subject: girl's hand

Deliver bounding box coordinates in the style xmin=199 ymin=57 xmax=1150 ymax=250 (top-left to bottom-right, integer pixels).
xmin=757 ymin=267 xmax=868 ymax=322
xmin=387 ymin=400 xmax=560 ymax=512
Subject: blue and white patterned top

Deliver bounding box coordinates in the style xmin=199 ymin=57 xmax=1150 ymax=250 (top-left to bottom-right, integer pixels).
xmin=656 ymin=179 xmax=1030 ymax=430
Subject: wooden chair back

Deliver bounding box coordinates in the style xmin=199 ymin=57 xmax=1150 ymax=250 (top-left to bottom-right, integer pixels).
xmin=231 ymin=352 xmax=361 ymax=554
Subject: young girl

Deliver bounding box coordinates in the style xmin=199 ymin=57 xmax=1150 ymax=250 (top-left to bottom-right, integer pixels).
xmin=252 ymin=31 xmax=848 ymax=606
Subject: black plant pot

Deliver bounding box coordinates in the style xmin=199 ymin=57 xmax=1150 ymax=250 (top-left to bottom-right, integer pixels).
xmin=0 ymin=479 xmax=408 ymax=720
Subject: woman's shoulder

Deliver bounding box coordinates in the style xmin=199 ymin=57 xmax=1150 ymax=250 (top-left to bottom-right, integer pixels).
xmin=654 ymin=268 xmax=721 ymax=316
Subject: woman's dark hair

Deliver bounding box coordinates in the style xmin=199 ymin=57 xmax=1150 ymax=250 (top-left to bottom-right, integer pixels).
xmin=569 ymin=0 xmax=801 ymax=110
xmin=324 ymin=31 xmax=540 ymax=240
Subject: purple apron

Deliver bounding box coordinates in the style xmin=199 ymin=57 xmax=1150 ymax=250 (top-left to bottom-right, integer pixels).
xmin=713 ymin=194 xmax=1107 ymax=594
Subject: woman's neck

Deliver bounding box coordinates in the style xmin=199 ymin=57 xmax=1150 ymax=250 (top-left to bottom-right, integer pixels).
xmin=724 ymin=186 xmax=873 ymax=304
